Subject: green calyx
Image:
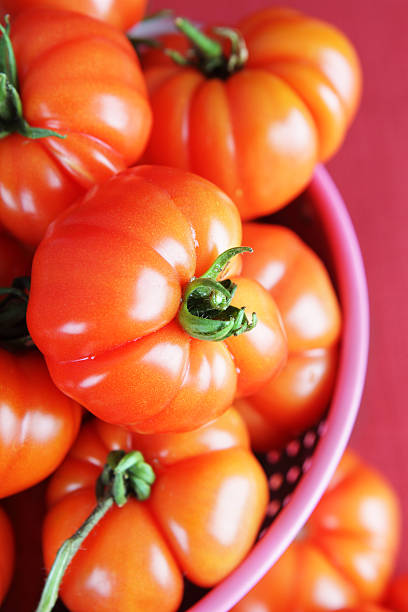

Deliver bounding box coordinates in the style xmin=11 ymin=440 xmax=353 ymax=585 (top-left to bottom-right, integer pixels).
xmin=172 ymin=18 xmax=249 ymax=78
xmin=96 ymin=449 xmax=156 ymax=507
xmin=0 ymin=275 xmax=33 ymax=350
xmin=36 ymin=449 xmax=155 ymax=612
xmin=178 ymin=246 xmax=257 ymax=342
xmin=0 ymin=17 xmax=65 ymax=140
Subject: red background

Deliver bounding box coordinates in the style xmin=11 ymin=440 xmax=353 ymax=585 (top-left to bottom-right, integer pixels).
xmin=149 ymin=0 xmax=408 ymax=569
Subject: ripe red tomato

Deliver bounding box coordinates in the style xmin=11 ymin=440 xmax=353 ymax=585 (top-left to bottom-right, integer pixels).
xmin=337 ymin=607 xmax=389 ymax=612
xmin=232 ymin=451 xmax=400 ymax=612
xmin=0 ymin=349 xmax=82 ymax=497
xmin=27 ymin=166 xmax=287 ymax=433
xmin=0 ymin=505 xmax=14 ymax=606
xmin=0 ymin=8 xmax=151 ymax=247
xmin=142 ymin=8 xmax=361 ymax=220
xmin=42 ymin=409 xmax=268 ymax=611
xmin=0 ymin=0 xmax=147 ymax=30
xmin=234 ymin=223 xmax=341 ymax=450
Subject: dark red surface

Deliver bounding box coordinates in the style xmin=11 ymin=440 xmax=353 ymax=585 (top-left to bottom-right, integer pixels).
xmin=149 ymin=0 xmax=408 ymax=570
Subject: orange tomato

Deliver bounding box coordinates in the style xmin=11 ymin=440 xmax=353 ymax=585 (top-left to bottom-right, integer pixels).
xmin=0 ymin=8 xmax=151 ymax=247
xmin=235 ymin=223 xmax=341 ymax=450
xmin=0 ymin=505 xmax=13 ymax=606
xmin=142 ymin=8 xmax=361 ymax=219
xmin=27 ymin=166 xmax=287 ymax=434
xmin=0 ymin=0 xmax=147 ymax=30
xmin=232 ymin=451 xmax=400 ymax=612
xmin=0 ymin=349 xmax=82 ymax=498
xmin=42 ymin=408 xmax=268 ymax=611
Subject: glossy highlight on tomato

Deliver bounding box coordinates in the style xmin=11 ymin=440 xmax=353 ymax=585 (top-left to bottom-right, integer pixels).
xmin=0 ymin=8 xmax=152 ymax=247
xmin=27 ymin=166 xmax=287 ymax=434
xmin=232 ymin=451 xmax=400 ymax=612
xmin=235 ymin=223 xmax=341 ymax=451
xmin=142 ymin=7 xmax=361 ymax=219
xmin=0 ymin=0 xmax=147 ymax=30
xmin=43 ymin=409 xmax=268 ymax=612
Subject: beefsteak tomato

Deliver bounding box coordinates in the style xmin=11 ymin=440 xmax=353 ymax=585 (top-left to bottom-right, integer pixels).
xmin=232 ymin=451 xmax=400 ymax=612
xmin=0 ymin=0 xmax=147 ymax=30
xmin=142 ymin=8 xmax=361 ymax=219
xmin=0 ymin=8 xmax=151 ymax=247
xmin=234 ymin=223 xmax=341 ymax=451
xmin=42 ymin=409 xmax=268 ymax=612
xmin=0 ymin=505 xmax=13 ymax=605
xmin=27 ymin=166 xmax=287 ymax=433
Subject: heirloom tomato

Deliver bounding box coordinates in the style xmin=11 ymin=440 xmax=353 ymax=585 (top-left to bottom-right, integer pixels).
xmin=142 ymin=8 xmax=361 ymax=219
xmin=27 ymin=166 xmax=287 ymax=434
xmin=0 ymin=348 xmax=81 ymax=497
xmin=42 ymin=409 xmax=268 ymax=612
xmin=0 ymin=0 xmax=147 ymax=30
xmin=0 ymin=8 xmax=151 ymax=247
xmin=0 ymin=505 xmax=13 ymax=605
xmin=232 ymin=451 xmax=400 ymax=612
xmin=235 ymin=223 xmax=341 ymax=451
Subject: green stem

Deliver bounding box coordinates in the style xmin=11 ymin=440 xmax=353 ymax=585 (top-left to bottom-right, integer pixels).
xmin=35 ymin=449 xmax=155 ymax=612
xmin=174 ymin=17 xmax=223 ymax=60
xmin=0 ymin=17 xmax=65 ymax=140
xmin=178 ymin=246 xmax=257 ymax=341
xmin=35 ymin=498 xmax=114 ymax=612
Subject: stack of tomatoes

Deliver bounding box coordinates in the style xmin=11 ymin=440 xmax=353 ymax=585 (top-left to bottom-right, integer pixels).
xmin=0 ymin=2 xmax=401 ymax=612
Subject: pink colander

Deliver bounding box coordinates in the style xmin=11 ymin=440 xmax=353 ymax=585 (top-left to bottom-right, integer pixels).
xmin=180 ymin=164 xmax=370 ymax=611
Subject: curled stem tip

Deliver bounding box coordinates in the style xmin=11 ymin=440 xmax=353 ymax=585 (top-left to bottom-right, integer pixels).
xmin=178 ymin=246 xmax=257 ymax=342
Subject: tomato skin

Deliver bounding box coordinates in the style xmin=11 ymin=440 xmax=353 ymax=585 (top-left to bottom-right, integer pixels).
xmin=234 ymin=223 xmax=341 ymax=450
xmin=0 ymin=505 xmax=14 ymax=606
xmin=0 ymin=0 xmax=147 ymax=30
xmin=142 ymin=8 xmax=361 ymax=220
xmin=0 ymin=349 xmax=82 ymax=498
xmin=0 ymin=8 xmax=151 ymax=247
xmin=27 ymin=166 xmax=287 ymax=433
xmin=232 ymin=451 xmax=400 ymax=612
xmin=43 ymin=409 xmax=268 ymax=612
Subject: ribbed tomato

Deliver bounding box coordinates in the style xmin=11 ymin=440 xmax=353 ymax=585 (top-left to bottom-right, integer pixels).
xmin=232 ymin=451 xmax=400 ymax=612
xmin=27 ymin=166 xmax=287 ymax=433
xmin=0 ymin=0 xmax=147 ymax=30
xmin=142 ymin=8 xmax=361 ymax=219
xmin=0 ymin=8 xmax=151 ymax=247
xmin=234 ymin=223 xmax=341 ymax=451
xmin=42 ymin=409 xmax=268 ymax=612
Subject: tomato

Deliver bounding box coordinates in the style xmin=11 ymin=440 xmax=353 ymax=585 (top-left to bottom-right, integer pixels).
xmin=0 ymin=8 xmax=151 ymax=247
xmin=337 ymin=607 xmax=389 ymax=612
xmin=0 ymin=505 xmax=14 ymax=606
xmin=0 ymin=0 xmax=147 ymax=30
xmin=232 ymin=451 xmax=400 ymax=612
xmin=234 ymin=223 xmax=341 ymax=451
xmin=142 ymin=8 xmax=361 ymax=220
xmin=0 ymin=348 xmax=82 ymax=497
xmin=386 ymin=575 xmax=408 ymax=611
xmin=27 ymin=165 xmax=287 ymax=434
xmin=42 ymin=408 xmax=268 ymax=611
